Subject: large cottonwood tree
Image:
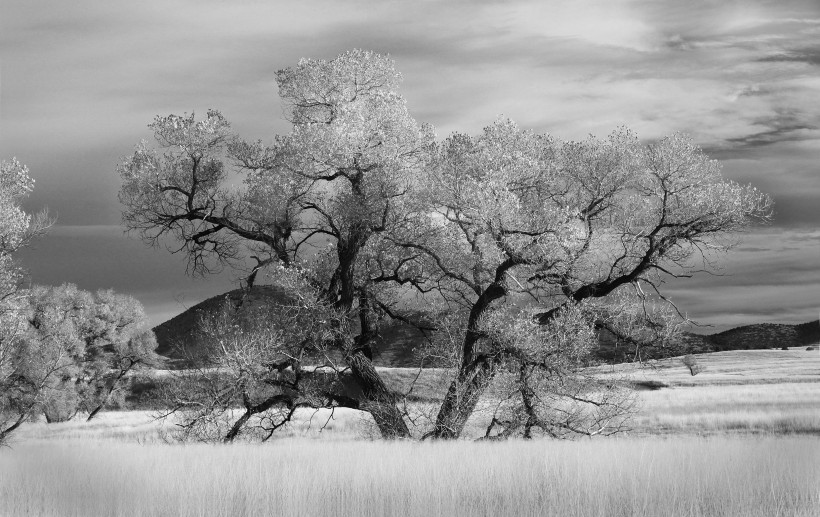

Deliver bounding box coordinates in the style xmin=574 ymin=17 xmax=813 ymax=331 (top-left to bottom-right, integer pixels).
xmin=389 ymin=121 xmax=771 ymax=438
xmin=120 ymin=50 xmax=432 ymax=438
xmin=118 ymin=50 xmax=771 ymax=441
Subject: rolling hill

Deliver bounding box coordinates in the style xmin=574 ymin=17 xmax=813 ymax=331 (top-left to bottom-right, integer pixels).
xmin=152 ymin=285 xmax=428 ymax=367
xmin=153 ymin=285 xmax=819 ymax=367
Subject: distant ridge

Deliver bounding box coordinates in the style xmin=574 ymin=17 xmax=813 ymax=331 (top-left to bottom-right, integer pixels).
xmin=153 ymin=286 xmax=819 ymax=367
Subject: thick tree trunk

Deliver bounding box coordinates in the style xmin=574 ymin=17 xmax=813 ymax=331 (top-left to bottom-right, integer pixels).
xmin=431 ymin=358 xmax=496 ymax=439
xmin=346 ymin=350 xmax=410 ymax=439
xmin=430 ymin=274 xmax=512 ymax=439
xmin=323 ymin=176 xmax=409 ymax=438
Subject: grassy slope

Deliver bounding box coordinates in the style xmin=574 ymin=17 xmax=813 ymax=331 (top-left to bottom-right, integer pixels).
xmin=598 ymin=348 xmax=820 ymax=386
xmin=599 ymin=348 xmax=820 ymax=435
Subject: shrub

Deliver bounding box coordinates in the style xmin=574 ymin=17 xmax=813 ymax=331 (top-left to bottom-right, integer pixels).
xmin=43 ymin=389 xmax=80 ymax=423
xmin=681 ymin=354 xmax=704 ymax=376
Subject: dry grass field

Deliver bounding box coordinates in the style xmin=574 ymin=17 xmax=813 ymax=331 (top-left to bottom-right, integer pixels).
xmin=602 ymin=348 xmax=820 ymax=386
xmin=2 ymin=348 xmax=820 ymax=516
xmin=2 ymin=434 xmax=819 ymax=516
xmin=610 ymin=347 xmax=820 ymax=435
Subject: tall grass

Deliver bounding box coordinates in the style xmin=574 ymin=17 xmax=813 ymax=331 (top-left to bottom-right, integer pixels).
xmin=598 ymin=348 xmax=820 ymax=387
xmin=4 ymin=349 xmax=820 ymax=515
xmin=633 ymin=382 xmax=820 ymax=434
xmin=2 ymin=436 xmax=819 ymax=516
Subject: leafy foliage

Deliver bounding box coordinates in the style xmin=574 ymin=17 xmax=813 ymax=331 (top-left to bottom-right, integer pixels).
xmin=118 ymin=50 xmax=771 ymax=441
xmin=681 ymin=354 xmax=704 ymax=376
xmin=157 ymin=268 xmax=358 ymax=442
xmin=0 ymin=158 xmax=51 ymax=443
xmin=24 ymin=284 xmax=161 ymax=423
xmin=380 ymin=119 xmax=770 ymax=438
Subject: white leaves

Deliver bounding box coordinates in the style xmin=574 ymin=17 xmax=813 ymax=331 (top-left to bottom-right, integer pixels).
xmin=150 ymin=110 xmax=232 ymax=156
xmin=277 ymin=49 xmax=402 ymax=125
xmin=277 ymin=50 xmax=430 ymax=180
xmin=0 ymin=158 xmax=36 ymax=256
xmin=0 ymin=157 xmax=34 ymax=197
xmin=481 ymin=304 xmax=596 ymax=363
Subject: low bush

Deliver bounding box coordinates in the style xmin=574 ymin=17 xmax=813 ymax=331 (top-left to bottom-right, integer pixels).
xmin=681 ymin=354 xmax=704 ymax=376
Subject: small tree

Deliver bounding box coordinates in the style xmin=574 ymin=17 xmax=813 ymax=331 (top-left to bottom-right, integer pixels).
xmin=681 ymin=354 xmax=703 ymax=376
xmin=78 ymin=288 xmax=162 ymax=420
xmin=24 ymin=284 xmax=162 ymax=423
xmin=0 ymin=158 xmax=51 ymax=444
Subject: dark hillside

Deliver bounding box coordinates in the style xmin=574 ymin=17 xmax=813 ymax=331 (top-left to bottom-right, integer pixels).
xmin=153 ymin=286 xmax=820 ymax=367
xmin=708 ymin=320 xmax=819 ymax=350
xmin=795 ymin=320 xmax=820 ymax=345
xmin=153 ymin=285 xmax=430 ymax=368
xmin=709 ymin=323 xmax=798 ymax=351
xmin=153 ymin=286 xmax=293 ymax=366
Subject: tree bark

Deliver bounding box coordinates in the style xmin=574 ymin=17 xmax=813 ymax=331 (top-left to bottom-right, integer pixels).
xmin=431 ymin=357 xmax=496 ymax=439
xmin=224 ymin=407 xmax=254 ymax=443
xmin=346 ymin=350 xmax=410 ymax=439
xmin=430 ymin=270 xmax=511 ymax=439
xmin=519 ymin=364 xmax=539 ymax=439
xmin=85 ymin=403 xmax=105 ymax=423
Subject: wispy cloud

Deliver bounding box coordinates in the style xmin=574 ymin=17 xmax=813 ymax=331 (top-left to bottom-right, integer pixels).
xmin=2 ymin=0 xmax=818 ymax=324
xmin=758 ymin=46 xmax=820 ymax=65
xmin=723 ymin=110 xmax=819 ymax=149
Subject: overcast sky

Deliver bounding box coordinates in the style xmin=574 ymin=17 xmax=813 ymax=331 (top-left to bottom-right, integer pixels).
xmin=2 ymin=0 xmax=818 ymax=332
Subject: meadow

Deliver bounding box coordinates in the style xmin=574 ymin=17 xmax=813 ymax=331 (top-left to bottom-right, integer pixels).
xmin=3 ymin=433 xmax=819 ymax=517
xmin=2 ymin=347 xmax=819 ymax=516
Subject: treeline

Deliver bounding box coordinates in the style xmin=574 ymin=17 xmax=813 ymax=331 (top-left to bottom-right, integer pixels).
xmin=0 ymin=158 xmax=159 ymax=444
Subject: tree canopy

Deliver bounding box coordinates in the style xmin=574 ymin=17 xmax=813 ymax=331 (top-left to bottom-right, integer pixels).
xmin=0 ymin=158 xmax=50 ymax=443
xmin=26 ymin=284 xmax=161 ymax=423
xmin=1 ymin=160 xmax=158 ymax=442
xmin=118 ymin=49 xmax=772 ymax=441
